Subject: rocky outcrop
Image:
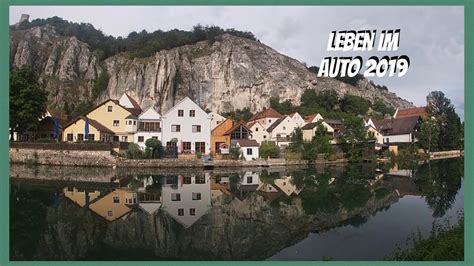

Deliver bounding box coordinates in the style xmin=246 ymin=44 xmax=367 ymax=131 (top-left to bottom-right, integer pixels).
xmin=10 ymin=25 xmax=413 ymax=113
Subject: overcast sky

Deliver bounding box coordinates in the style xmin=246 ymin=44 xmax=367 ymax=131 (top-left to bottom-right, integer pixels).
xmin=10 ymin=6 xmax=464 ymax=119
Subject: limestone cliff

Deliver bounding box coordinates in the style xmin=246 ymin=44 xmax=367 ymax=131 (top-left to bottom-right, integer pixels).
xmin=10 ymin=25 xmax=413 ymax=114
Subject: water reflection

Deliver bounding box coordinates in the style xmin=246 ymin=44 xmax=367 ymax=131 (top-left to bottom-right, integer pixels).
xmin=10 ymin=158 xmax=463 ymax=260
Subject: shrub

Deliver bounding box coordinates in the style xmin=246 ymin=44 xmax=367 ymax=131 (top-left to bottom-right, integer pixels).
xmin=126 ymin=143 xmax=144 ymax=159
xmin=196 ymin=152 xmax=202 ymax=159
xmin=145 ymin=138 xmax=161 ymax=159
xmin=229 ymin=147 xmax=241 ymax=160
xmin=259 ymin=142 xmax=280 ymax=159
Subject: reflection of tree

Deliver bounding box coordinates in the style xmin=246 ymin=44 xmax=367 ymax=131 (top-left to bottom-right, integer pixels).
xmin=416 ymin=158 xmax=463 ymax=217
xmin=301 ymin=171 xmax=339 ymax=214
xmin=10 ymin=188 xmax=50 ymax=259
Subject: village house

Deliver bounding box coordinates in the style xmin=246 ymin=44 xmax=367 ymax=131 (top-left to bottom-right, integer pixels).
xmin=11 ymin=109 xmax=69 ymax=141
xmin=160 ymin=174 xmax=211 ymax=228
xmin=62 ymin=116 xmax=114 ymax=142
xmin=161 ymin=97 xmax=211 ymax=155
xmin=266 ymin=115 xmax=300 ymax=148
xmin=365 ymin=118 xmax=384 ymax=145
xmin=247 ymin=107 xmax=284 ymax=129
xmin=393 ymin=106 xmax=427 ymax=119
xmin=134 ymin=106 xmax=162 ymax=149
xmin=210 ymin=117 xmax=235 ymax=155
xmin=208 ymin=111 xmax=225 ymax=130
xmin=63 ymin=187 xmax=101 ymax=208
xmin=247 ymin=121 xmax=268 ymax=144
xmin=378 ymin=116 xmax=422 ymax=144
xmin=301 ymin=121 xmax=335 ymax=142
xmin=288 ymin=112 xmax=307 ymax=128
xmin=231 ymin=139 xmax=260 ymax=160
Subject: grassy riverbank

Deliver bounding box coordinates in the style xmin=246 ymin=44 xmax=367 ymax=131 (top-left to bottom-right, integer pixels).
xmin=386 ymin=212 xmax=464 ymax=261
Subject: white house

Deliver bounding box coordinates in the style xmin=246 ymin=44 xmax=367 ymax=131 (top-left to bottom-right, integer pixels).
xmin=134 ymin=106 xmax=162 ymax=149
xmin=378 ymin=116 xmax=421 ymax=144
xmin=305 ymin=113 xmax=324 ymax=124
xmin=365 ymin=118 xmax=384 ymax=145
xmin=266 ymin=115 xmax=300 ymax=147
xmin=247 ymin=121 xmax=268 ymax=144
xmin=288 ymin=112 xmax=306 ymax=128
xmin=160 ymin=174 xmax=211 ymax=228
xmin=231 ymin=139 xmax=260 ymax=160
xmin=161 ymin=97 xmax=211 ymax=154
xmin=248 ymin=107 xmax=284 ymax=130
xmin=208 ymin=111 xmax=225 ymax=130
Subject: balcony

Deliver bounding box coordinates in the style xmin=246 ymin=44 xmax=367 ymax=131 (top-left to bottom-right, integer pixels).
xmin=137 ymin=127 xmax=161 ymax=132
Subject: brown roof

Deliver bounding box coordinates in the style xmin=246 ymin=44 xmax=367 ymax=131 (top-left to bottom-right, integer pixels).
xmin=231 ymin=139 xmax=259 ymax=147
xmin=394 ymin=107 xmax=427 ymax=118
xmin=125 ymin=107 xmax=142 ymax=116
xmin=301 ymin=122 xmax=320 ymax=130
xmin=124 ymin=93 xmax=142 ymax=110
xmin=249 ymin=107 xmax=283 ymax=121
xmin=379 ymin=116 xmax=421 ymax=136
xmin=324 ymin=119 xmax=342 ymax=125
xmin=63 ymin=116 xmax=114 ymax=134
xmin=266 ymin=116 xmax=286 ymax=133
xmin=246 ymin=121 xmax=257 ymax=128
xmin=223 ymin=120 xmax=252 ymax=135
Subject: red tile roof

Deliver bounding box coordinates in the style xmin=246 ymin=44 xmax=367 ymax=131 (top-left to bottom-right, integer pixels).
xmin=249 ymin=107 xmax=283 ymax=121
xmin=231 ymin=139 xmax=259 ymax=147
xmin=395 ymin=107 xmax=427 ymax=118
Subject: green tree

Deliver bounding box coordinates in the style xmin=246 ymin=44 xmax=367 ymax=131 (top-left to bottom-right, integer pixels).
xmin=426 ymin=91 xmax=461 ymax=150
xmin=316 ymin=90 xmax=338 ymax=111
xmin=145 ymin=138 xmax=161 ymax=159
xmin=126 ymin=143 xmax=144 ymax=159
xmin=337 ymin=116 xmax=367 ymax=161
xmin=340 ymin=94 xmax=370 ymax=115
xmin=10 ymin=68 xmax=48 ymax=140
xmin=91 ymin=71 xmax=109 ymax=100
xmin=289 ymin=127 xmax=304 ymax=153
xmin=259 ymin=142 xmax=280 ymax=159
xmin=313 ymin=124 xmax=332 ymax=154
xmin=269 ymin=96 xmax=296 ymax=114
xmin=373 ymin=99 xmax=395 ymax=115
xmin=419 ymin=118 xmax=440 ymax=153
xmin=223 ymin=107 xmax=253 ymax=121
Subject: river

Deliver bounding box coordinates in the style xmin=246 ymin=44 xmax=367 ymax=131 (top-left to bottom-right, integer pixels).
xmin=9 ymin=158 xmax=463 ymax=261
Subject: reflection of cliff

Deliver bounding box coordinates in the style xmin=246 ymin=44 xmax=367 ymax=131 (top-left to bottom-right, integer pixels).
xmin=15 ymin=185 xmax=398 ymax=260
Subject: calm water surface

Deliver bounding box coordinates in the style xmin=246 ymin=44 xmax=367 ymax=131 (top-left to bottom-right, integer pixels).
xmin=9 ymin=158 xmax=463 ymax=261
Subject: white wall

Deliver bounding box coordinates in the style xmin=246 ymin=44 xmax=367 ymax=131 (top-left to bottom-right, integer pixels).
xmin=290 ymin=113 xmax=306 ymax=128
xmin=134 ymin=132 xmax=161 ymax=149
xmin=268 ymin=116 xmax=297 ymax=140
xmin=383 ymin=133 xmax=414 ymax=143
xmin=249 ymin=122 xmax=268 ymax=144
xmin=239 ymin=146 xmax=259 ymax=161
xmin=134 ymin=107 xmax=162 ymax=149
xmin=209 ymin=112 xmax=225 ymax=130
xmin=162 ymin=97 xmax=211 ymax=154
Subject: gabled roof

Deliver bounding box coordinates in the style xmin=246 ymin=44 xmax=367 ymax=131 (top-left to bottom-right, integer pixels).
xmin=301 ymin=122 xmax=320 ymax=130
xmin=63 ymin=116 xmax=114 ymax=134
xmin=266 ymin=116 xmax=286 ymax=133
xmin=211 ymin=117 xmax=235 ymax=134
xmin=394 ymin=107 xmax=427 ymax=119
xmin=231 ymin=139 xmax=259 ymax=147
xmin=223 ymin=120 xmax=252 ymax=135
xmin=379 ymin=116 xmax=421 ymax=135
xmin=249 ymin=107 xmax=283 ymax=121
xmin=124 ymin=93 xmax=142 ymax=110
xmin=324 ymin=119 xmax=342 ymax=125
xmin=125 ymin=114 xmax=138 ymax=119
xmin=305 ymin=113 xmax=323 ymax=123
xmin=163 ymin=96 xmax=205 ymax=117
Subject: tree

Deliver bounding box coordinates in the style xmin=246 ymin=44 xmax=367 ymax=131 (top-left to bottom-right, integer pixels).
xmin=10 ymin=68 xmax=48 ymax=140
xmin=145 ymin=138 xmax=161 ymax=159
xmin=316 ymin=90 xmax=338 ymax=111
xmin=269 ymin=96 xmax=296 ymax=114
xmin=419 ymin=118 xmax=440 ymax=153
xmin=372 ymin=99 xmax=395 ymax=115
xmin=289 ymin=128 xmax=304 ymax=153
xmin=126 ymin=143 xmax=144 ymax=159
xmin=337 ymin=116 xmax=367 ymax=160
xmin=223 ymin=107 xmax=253 ymax=121
xmin=426 ymin=91 xmax=461 ymax=150
xmin=313 ymin=124 xmax=332 ymax=154
xmin=340 ymin=94 xmax=370 ymax=115
xmin=259 ymin=142 xmax=280 ymax=159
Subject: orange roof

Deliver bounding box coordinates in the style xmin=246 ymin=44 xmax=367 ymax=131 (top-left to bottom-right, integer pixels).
xmin=305 ymin=114 xmax=321 ymax=123
xmin=395 ymin=107 xmax=427 ymax=118
xmin=249 ymin=107 xmax=283 ymax=121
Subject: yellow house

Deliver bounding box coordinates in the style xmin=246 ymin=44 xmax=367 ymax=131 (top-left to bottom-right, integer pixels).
xmin=63 ymin=187 xmax=101 ymax=207
xmin=62 ymin=116 xmax=114 ymax=142
xmin=89 ymin=189 xmax=138 ymax=222
xmin=210 ymin=118 xmax=235 ymax=154
xmin=85 ymin=96 xmax=141 ymax=142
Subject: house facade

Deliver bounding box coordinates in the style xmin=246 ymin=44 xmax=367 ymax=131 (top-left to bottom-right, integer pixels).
xmin=89 ymin=189 xmax=138 ymax=222
xmin=301 ymin=121 xmax=334 ymax=142
xmin=161 ymin=97 xmax=211 ymax=155
xmin=62 ymin=116 xmax=114 ymax=142
xmin=231 ymin=139 xmax=260 ymax=160
xmin=210 ymin=118 xmax=234 ymax=154
xmin=378 ymin=116 xmax=422 ymax=144
xmin=248 ymin=107 xmax=284 ymax=130
xmin=247 ymin=121 xmax=268 ymax=144
xmin=266 ymin=115 xmax=299 ymax=147
xmin=209 ymin=111 xmax=225 ymax=130
xmin=289 ymin=112 xmax=306 ymax=128
xmin=134 ymin=106 xmax=162 ymax=149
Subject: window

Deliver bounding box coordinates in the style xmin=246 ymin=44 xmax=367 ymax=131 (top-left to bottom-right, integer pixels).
xmin=178 ymin=110 xmax=184 ymax=117
xmin=195 ymin=176 xmax=206 ymax=184
xmin=192 ymin=125 xmax=201 ymax=133
xmin=255 ymin=127 xmax=259 ymax=132
xmin=133 ymin=120 xmax=136 ymax=125
xmin=247 ymin=148 xmax=253 ymax=155
xmin=152 ymin=136 xmax=158 ymax=139
xmin=247 ymin=176 xmax=253 ymax=184
xmin=385 ymin=138 xmax=389 ymax=143
xmin=108 ymin=210 xmax=113 ymax=216
xmin=268 ymin=119 xmax=272 ymax=123
xmin=88 ymin=134 xmax=95 ymax=141
xmin=108 ymin=106 xmax=113 ymax=112
xmin=283 ymin=126 xmax=286 ymax=130
xmin=178 ymin=208 xmax=184 ymax=216
xmin=139 ymin=121 xmax=161 ymax=132
xmin=171 ymin=125 xmax=181 ymax=132
xmin=67 ymin=133 xmax=73 ymax=141
xmin=183 ymin=176 xmax=192 ymax=184
xmin=171 ymin=193 xmax=181 ymax=201
xmin=189 ymin=110 xmax=195 ymax=117
xmin=113 ymin=120 xmax=119 ymax=127
xmin=183 ymin=142 xmax=191 ymax=152
xmin=190 ymin=208 xmax=196 ymax=216
xmin=113 ymin=136 xmax=119 ymax=142
xmin=113 ymin=196 xmax=120 ymax=203
xmin=138 ymin=136 xmax=144 ymax=142
xmin=192 ymin=192 xmax=201 ymax=200
xmin=195 ymin=142 xmax=205 ymax=153
xmin=121 ymin=136 xmax=128 ymax=142
xmin=77 ymin=134 xmax=84 ymax=141
xmin=263 ymin=135 xmax=267 ymax=139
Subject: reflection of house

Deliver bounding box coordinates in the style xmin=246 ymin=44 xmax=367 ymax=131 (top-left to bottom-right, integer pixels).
xmin=209 ymin=111 xmax=225 ymax=130
xmin=257 ymin=183 xmax=279 ymax=193
xmin=231 ymin=139 xmax=260 ymax=160
xmin=62 ymin=116 xmax=114 ymax=142
xmin=161 ymin=174 xmax=211 ymax=228
xmin=134 ymin=106 xmax=162 ymax=149
xmin=63 ymin=187 xmax=101 ymax=207
xmin=161 ymin=97 xmax=211 ymax=155
xmin=89 ymin=189 xmax=138 ymax=222
xmin=210 ymin=179 xmax=232 ymax=201
xmin=274 ymin=176 xmax=301 ymax=196
xmin=248 ymin=107 xmax=284 ymax=130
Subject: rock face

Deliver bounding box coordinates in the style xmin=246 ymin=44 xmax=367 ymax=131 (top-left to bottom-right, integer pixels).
xmin=10 ymin=25 xmax=413 ymax=113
